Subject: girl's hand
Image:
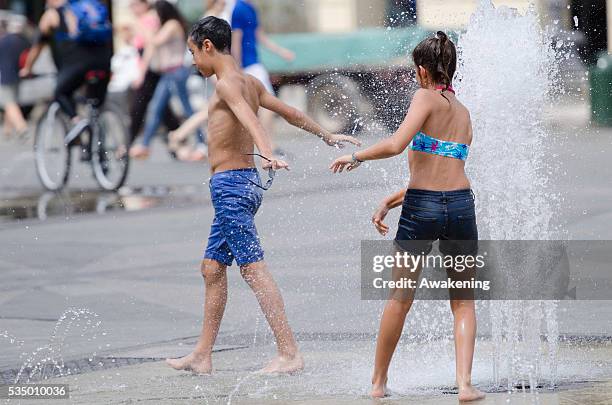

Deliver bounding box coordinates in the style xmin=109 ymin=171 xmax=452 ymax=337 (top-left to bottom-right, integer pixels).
xmin=372 ymin=203 xmax=390 ymax=236
xmin=330 ymin=154 xmax=361 ymax=173
xmin=323 ymin=134 xmax=362 ymax=148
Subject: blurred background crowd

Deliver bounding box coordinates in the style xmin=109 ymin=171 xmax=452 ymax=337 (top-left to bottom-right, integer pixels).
xmin=0 ymin=0 xmax=610 ymax=164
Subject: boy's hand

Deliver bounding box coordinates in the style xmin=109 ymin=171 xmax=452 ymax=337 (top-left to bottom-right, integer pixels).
xmin=323 ymin=134 xmax=362 ymax=148
xmin=263 ymin=158 xmax=290 ymax=171
xmin=372 ymin=203 xmax=390 ymax=236
xmin=330 ymin=154 xmax=360 ymax=173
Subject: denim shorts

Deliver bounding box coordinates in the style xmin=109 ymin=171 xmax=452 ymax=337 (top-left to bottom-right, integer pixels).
xmin=395 ymin=189 xmax=478 ymax=256
xmin=204 ymin=168 xmax=264 ymax=267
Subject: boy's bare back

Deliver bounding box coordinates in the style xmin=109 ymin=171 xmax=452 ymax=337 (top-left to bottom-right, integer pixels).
xmin=207 ymin=72 xmax=266 ymax=174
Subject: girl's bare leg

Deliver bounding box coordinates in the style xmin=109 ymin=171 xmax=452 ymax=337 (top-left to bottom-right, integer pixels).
xmin=166 ymin=259 xmax=227 ymax=374
xmin=240 ymin=261 xmax=303 ymax=373
xmin=450 ymin=299 xmax=485 ymax=401
xmin=371 ymin=297 xmax=413 ymax=397
xmin=371 ymin=260 xmax=421 ymax=397
xmin=447 ymin=265 xmax=485 ymax=401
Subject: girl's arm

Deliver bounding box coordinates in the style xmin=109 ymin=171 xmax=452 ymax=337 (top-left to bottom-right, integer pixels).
xmin=150 ymin=20 xmax=181 ymax=47
xmin=139 ymin=21 xmax=180 ymax=77
xmin=330 ymin=89 xmax=434 ymax=172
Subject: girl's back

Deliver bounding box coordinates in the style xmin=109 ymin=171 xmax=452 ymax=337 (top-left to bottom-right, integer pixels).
xmin=408 ymin=88 xmax=473 ymax=191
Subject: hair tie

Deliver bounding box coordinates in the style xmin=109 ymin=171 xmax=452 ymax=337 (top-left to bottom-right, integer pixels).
xmin=436 ymin=31 xmax=447 ymax=44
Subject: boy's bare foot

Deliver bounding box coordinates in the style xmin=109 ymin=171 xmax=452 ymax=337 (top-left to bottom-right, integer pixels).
xmin=166 ymin=351 xmax=212 ymax=375
xmin=259 ymin=353 xmax=304 ymax=374
xmin=458 ymin=384 xmax=486 ymax=401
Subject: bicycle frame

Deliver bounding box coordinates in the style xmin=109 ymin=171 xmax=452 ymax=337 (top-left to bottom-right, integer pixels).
xmin=63 ymin=102 xmax=99 ymax=147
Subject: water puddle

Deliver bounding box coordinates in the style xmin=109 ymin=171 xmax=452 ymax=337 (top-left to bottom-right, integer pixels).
xmin=0 ymin=185 xmax=209 ymax=223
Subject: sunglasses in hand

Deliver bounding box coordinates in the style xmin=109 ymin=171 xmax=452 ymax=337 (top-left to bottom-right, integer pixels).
xmin=242 ymin=153 xmax=277 ymax=190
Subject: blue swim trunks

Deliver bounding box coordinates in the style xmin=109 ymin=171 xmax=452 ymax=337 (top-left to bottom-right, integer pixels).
xmin=204 ymin=168 xmax=265 ymax=267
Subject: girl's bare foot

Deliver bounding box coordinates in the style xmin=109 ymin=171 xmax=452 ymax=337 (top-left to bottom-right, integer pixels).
xmin=370 ymin=377 xmax=388 ymax=398
xmin=259 ymin=353 xmax=304 ymax=374
xmin=458 ymin=384 xmax=486 ymax=401
xmin=166 ymin=351 xmax=212 ymax=375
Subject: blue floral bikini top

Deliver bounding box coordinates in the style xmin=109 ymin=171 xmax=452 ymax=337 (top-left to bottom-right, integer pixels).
xmin=410 ymin=131 xmax=469 ymax=161
xmin=409 ymin=85 xmax=470 ymax=161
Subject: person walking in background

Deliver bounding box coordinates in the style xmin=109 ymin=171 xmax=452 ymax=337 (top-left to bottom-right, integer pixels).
xmin=167 ymin=0 xmax=229 ymax=162
xmin=20 ymin=0 xmax=113 ymax=129
xmin=0 ymin=17 xmax=30 ymax=139
xmin=231 ymin=0 xmax=295 ymax=153
xmin=208 ymin=0 xmax=232 ymax=23
xmin=108 ymin=24 xmax=139 ymax=94
xmin=129 ymin=0 xmax=205 ymax=160
xmin=126 ymin=0 xmax=181 ymax=147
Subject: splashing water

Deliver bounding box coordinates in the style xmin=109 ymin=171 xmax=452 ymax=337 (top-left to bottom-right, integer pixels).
xmin=1 ymin=331 xmax=25 ymax=347
xmin=13 ymin=308 xmax=103 ymax=383
xmin=455 ymin=0 xmax=562 ymax=391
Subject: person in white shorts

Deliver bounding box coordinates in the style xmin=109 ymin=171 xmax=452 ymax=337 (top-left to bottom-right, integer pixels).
xmin=230 ymin=0 xmax=294 ymax=153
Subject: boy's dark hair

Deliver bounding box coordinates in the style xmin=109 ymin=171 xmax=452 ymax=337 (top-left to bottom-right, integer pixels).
xmin=412 ymin=31 xmax=457 ymax=87
xmin=189 ymin=16 xmax=231 ymax=53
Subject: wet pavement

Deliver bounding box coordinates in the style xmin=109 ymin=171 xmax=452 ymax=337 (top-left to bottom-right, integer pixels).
xmin=9 ymin=340 xmax=612 ymax=404
xmin=1 ymin=106 xmax=612 ymax=403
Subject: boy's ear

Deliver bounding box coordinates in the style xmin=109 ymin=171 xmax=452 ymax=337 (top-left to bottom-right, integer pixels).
xmin=203 ymin=39 xmax=214 ymax=53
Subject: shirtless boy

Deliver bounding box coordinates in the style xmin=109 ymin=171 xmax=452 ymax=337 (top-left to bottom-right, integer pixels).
xmin=166 ymin=16 xmax=360 ymax=374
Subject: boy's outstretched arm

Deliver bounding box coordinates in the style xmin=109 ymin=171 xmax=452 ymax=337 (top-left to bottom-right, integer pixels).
xmin=330 ymin=89 xmax=433 ymax=173
xmin=256 ymin=81 xmax=361 ymax=148
xmin=216 ymin=79 xmax=288 ymax=170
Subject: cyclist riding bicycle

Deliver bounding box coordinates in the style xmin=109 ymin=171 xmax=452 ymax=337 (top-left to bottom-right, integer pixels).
xmin=20 ymin=0 xmax=113 ymax=133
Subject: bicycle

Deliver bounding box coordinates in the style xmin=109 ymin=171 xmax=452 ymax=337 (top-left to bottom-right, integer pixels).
xmin=34 ymin=70 xmax=130 ymax=191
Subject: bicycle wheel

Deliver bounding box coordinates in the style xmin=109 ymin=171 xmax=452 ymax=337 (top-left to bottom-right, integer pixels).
xmin=91 ymin=106 xmax=130 ymax=191
xmin=34 ymin=102 xmax=71 ymax=191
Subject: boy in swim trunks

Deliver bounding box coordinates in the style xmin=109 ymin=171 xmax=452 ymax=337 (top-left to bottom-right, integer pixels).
xmin=166 ymin=16 xmax=360 ymax=374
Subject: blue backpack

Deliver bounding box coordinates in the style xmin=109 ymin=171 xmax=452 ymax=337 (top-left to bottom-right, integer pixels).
xmin=68 ymin=0 xmax=112 ymax=44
